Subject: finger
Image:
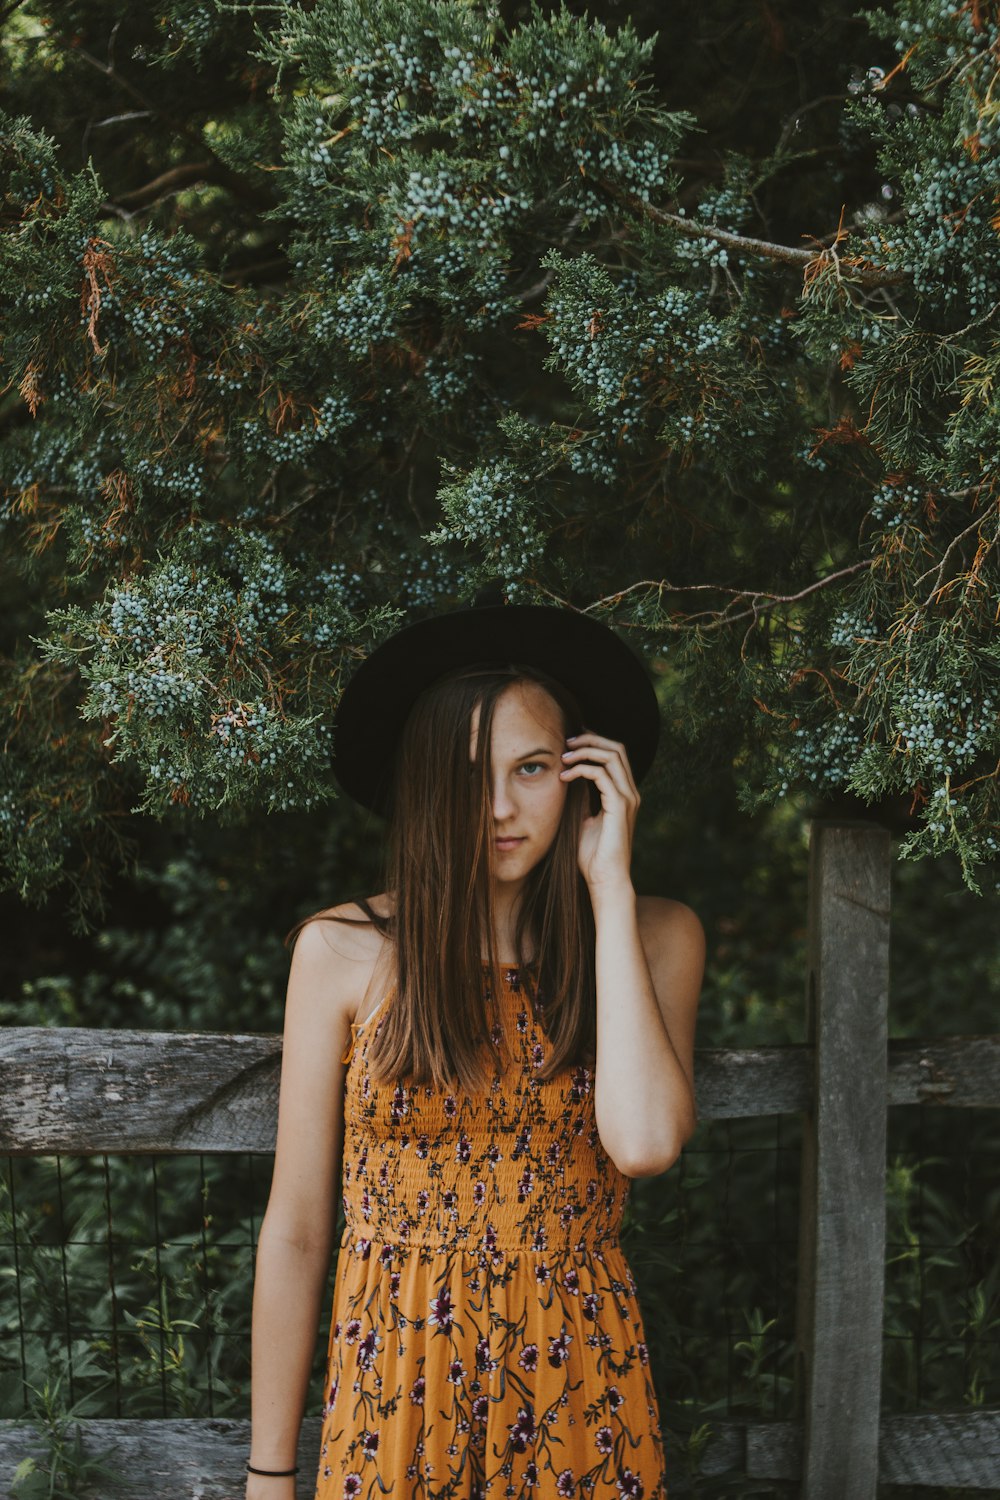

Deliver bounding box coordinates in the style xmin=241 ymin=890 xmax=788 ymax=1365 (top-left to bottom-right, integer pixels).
xmin=565 ymin=735 xmax=638 ymax=797
xmin=562 ymin=745 xmax=635 ymax=802
xmin=559 ymin=760 xmax=634 ymax=812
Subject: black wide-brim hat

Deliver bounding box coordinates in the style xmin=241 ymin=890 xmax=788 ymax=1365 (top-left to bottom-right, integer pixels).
xmin=331 ymin=583 xmax=661 ymax=815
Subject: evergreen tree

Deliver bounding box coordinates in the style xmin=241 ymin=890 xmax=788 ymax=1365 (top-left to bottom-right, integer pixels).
xmin=2 ymin=0 xmax=998 ymax=925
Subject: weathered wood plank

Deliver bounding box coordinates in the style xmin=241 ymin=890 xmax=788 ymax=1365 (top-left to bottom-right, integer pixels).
xmin=887 ymin=1033 xmax=1000 ymax=1107
xmin=0 ymin=1029 xmax=814 ymax=1153
xmin=0 ymin=1029 xmax=282 ymax=1154
xmin=0 ymin=1416 xmax=322 ymax=1500
xmin=878 ymin=1407 xmax=1000 ymax=1484
xmin=0 ymin=1416 xmax=779 ymax=1497
xmin=2 ymin=1410 xmax=998 ymax=1493
xmin=794 ymin=820 xmax=892 ymax=1500
xmin=696 ymin=1033 xmax=999 ymax=1115
xmin=706 ymin=1407 xmax=1000 ymax=1485
xmin=695 ymin=1043 xmax=812 ymax=1117
xmin=2 ymin=1024 xmax=998 ymax=1158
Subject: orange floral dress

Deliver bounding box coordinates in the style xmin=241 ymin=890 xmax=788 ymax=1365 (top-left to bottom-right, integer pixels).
xmin=314 ymin=961 xmax=669 ymax=1499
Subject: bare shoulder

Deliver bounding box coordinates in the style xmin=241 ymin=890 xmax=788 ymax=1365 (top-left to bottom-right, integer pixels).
xmin=265 ymin=897 xmax=394 ymax=1241
xmin=291 ymin=892 xmax=395 ymax=1024
xmin=636 ymin=894 xmax=706 ymax=959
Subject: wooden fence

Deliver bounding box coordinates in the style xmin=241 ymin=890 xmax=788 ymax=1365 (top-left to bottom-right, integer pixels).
xmin=1 ymin=819 xmax=999 ymax=1496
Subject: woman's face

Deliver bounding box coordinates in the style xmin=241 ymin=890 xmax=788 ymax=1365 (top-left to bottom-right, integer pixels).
xmin=469 ymin=680 xmax=569 ymax=880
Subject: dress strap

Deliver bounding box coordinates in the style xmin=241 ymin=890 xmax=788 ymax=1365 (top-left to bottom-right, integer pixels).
xmin=351 ymin=893 xmax=386 ymax=925
xmin=340 ymin=979 xmax=396 ymax=1068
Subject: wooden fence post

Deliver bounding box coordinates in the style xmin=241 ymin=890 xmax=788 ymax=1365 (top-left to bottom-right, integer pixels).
xmin=795 ymin=818 xmax=892 ymax=1498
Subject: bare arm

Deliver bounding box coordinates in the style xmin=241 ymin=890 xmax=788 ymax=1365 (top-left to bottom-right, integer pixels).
xmin=556 ymin=729 xmax=704 ymax=1179
xmin=592 ymin=890 xmax=705 ymax=1177
xmin=246 ymin=921 xmax=355 ymax=1500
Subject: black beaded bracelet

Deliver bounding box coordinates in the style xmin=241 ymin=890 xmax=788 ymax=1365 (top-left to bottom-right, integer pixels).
xmin=247 ymin=1461 xmax=299 ymax=1476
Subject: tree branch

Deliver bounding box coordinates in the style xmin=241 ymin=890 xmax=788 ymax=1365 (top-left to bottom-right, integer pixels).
xmin=600 ymin=180 xmax=908 ymax=288
xmin=914 ymin=510 xmax=999 ymax=607
xmin=64 ymin=37 xmax=275 ymax=215
xmin=534 ymin=560 xmax=875 ymax=632
xmin=111 ymin=162 xmax=217 ymax=209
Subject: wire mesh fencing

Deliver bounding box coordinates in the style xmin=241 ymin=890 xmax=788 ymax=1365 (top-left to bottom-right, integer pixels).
xmin=882 ymin=1104 xmax=1000 ymax=1417
xmin=1 ymin=1152 xmax=270 ymax=1421
xmin=5 ymin=1108 xmax=994 ymax=1439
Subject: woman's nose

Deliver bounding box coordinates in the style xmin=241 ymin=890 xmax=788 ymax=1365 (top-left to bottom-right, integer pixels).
xmin=491 ymin=777 xmax=515 ymax=820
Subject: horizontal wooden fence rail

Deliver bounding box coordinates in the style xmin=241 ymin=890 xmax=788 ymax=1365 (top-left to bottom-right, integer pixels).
xmin=1 ymin=1409 xmax=999 ymax=1498
xmin=2 ymin=1027 xmax=1000 ymax=1154
xmin=3 ymin=823 xmax=999 ymax=1497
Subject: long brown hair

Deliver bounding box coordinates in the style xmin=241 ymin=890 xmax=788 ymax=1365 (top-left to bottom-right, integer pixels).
xmin=286 ymin=663 xmax=598 ymax=1092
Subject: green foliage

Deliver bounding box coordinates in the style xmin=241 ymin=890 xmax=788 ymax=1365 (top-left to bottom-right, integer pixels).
xmin=8 ymin=1372 xmax=120 ymax=1498
xmin=2 ymin=0 xmax=999 ymax=918
xmin=36 ymin=524 xmax=399 ymax=818
xmin=0 ymin=1151 xmax=280 ymax=1424
xmin=882 ymin=1113 xmax=1000 ymax=1415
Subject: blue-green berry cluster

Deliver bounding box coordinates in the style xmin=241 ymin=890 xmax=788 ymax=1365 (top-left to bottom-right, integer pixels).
xmin=786 ymin=710 xmax=869 ymax=791
xmin=392 ymin=164 xmax=532 ymax=258
xmin=897 ymin=783 xmax=1000 ymax=894
xmin=132 ymin=456 xmax=208 ymax=503
xmin=235 ymin=388 xmax=356 ymax=463
xmin=428 ymin=458 xmax=547 ymax=583
xmin=672 ymin=181 xmax=753 ymax=270
xmin=86 ymin=229 xmax=208 ymax=359
xmin=892 ymin=683 xmax=997 ymax=778
xmin=312 ymin=265 xmax=405 ymax=357
xmin=4 ymin=424 xmax=108 ymax=517
xmin=851 ymin=5 xmax=999 ymax=321
xmin=538 ymin=250 xmax=770 ymax=468
xmin=827 ymin=607 xmax=883 ymax=648
xmin=867 ymin=480 xmax=925 ymax=533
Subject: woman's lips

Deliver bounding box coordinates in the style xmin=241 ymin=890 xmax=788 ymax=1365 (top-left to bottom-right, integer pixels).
xmin=495 ymin=837 xmax=525 ymax=851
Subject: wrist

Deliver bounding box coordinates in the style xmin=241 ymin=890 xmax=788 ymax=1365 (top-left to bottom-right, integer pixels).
xmin=588 ymin=876 xmax=636 ymax=912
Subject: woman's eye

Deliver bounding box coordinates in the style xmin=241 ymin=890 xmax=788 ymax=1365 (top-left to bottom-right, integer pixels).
xmin=519 ymin=761 xmax=543 ymax=776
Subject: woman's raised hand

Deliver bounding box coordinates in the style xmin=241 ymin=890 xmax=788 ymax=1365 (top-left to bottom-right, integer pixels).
xmin=559 ymin=730 xmax=640 ymax=894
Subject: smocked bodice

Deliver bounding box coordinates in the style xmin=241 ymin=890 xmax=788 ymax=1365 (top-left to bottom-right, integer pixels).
xmin=339 ymin=962 xmax=632 ymax=1255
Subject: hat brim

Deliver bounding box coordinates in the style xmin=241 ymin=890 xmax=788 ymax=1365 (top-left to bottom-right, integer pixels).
xmin=331 ymin=603 xmax=661 ymax=815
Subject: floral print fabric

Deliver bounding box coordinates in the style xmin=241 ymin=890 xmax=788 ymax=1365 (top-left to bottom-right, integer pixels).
xmin=315 ymin=962 xmax=668 ymax=1498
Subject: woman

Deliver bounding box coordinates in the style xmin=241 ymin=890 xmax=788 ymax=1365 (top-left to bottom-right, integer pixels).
xmin=245 ymin=588 xmax=705 ymax=1499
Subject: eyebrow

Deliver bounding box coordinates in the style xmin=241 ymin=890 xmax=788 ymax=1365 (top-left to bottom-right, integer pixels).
xmin=517 ymin=748 xmax=555 ymax=758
